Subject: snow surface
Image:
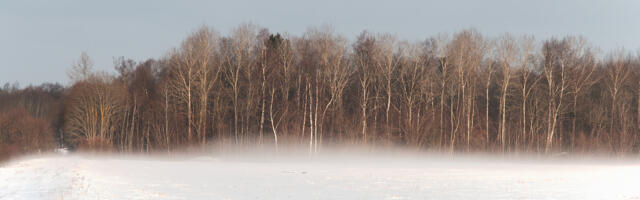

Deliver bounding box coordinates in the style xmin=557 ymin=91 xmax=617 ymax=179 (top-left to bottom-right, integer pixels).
xmin=1 ymin=153 xmax=640 ymax=200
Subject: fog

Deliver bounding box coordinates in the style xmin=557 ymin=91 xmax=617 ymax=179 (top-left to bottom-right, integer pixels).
xmin=2 ymin=148 xmax=640 ymax=199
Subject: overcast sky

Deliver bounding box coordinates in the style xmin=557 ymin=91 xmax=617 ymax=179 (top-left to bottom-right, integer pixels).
xmin=1 ymin=0 xmax=639 ymax=86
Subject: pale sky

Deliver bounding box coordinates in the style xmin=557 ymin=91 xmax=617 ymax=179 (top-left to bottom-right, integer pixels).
xmin=1 ymin=0 xmax=639 ymax=86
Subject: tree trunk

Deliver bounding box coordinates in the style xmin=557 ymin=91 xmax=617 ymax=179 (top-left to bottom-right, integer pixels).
xmin=270 ymin=88 xmax=278 ymax=153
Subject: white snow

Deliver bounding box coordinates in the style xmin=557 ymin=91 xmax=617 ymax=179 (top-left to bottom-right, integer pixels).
xmin=1 ymin=153 xmax=640 ymax=200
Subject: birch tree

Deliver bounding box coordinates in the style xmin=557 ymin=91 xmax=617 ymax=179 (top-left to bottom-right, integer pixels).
xmin=542 ymin=38 xmax=570 ymax=153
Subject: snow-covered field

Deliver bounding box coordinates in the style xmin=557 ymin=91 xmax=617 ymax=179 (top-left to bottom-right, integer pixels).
xmin=1 ymin=153 xmax=640 ymax=200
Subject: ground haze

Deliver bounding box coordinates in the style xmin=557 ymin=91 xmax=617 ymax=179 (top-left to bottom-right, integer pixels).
xmin=1 ymin=152 xmax=639 ymax=199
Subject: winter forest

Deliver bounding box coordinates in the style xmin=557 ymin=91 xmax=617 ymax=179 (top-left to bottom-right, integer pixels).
xmin=3 ymin=24 xmax=640 ymax=160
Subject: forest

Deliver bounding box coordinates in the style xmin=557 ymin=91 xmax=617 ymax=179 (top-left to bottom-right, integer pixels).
xmin=2 ymin=24 xmax=640 ymax=159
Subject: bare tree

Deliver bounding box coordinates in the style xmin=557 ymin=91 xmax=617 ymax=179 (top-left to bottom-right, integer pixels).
xmin=190 ymin=27 xmax=220 ymax=148
xmin=566 ymin=37 xmax=597 ymax=151
xmin=542 ymin=38 xmax=570 ymax=153
xmin=168 ymin=26 xmax=219 ymax=146
xmin=434 ymin=35 xmax=450 ymax=149
xmin=398 ymin=42 xmax=428 ymax=146
xmin=224 ymin=24 xmax=257 ymax=144
xmin=604 ymin=50 xmax=631 ymax=152
xmin=514 ymin=36 xmax=538 ymax=151
xmin=496 ymin=34 xmax=517 ymax=152
xmin=354 ymin=32 xmax=377 ymax=144
xmin=375 ymin=34 xmax=399 ymax=141
xmin=304 ymin=27 xmax=350 ymax=148
xmin=65 ymin=75 xmax=123 ymax=150
xmin=447 ymin=30 xmax=486 ymax=151
xmin=483 ymin=43 xmax=497 ymax=150
xmin=68 ymin=51 xmax=94 ymax=82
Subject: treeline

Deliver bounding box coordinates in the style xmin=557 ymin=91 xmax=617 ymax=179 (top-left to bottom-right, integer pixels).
xmin=0 ymin=83 xmax=62 ymax=160
xmin=3 ymin=24 xmax=640 ymax=156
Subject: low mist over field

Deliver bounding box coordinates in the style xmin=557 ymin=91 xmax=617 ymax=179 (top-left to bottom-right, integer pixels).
xmin=2 ymin=1 xmax=640 ymax=199
xmin=3 ymin=22 xmax=640 ymax=199
xmin=2 ymin=150 xmax=640 ymax=200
